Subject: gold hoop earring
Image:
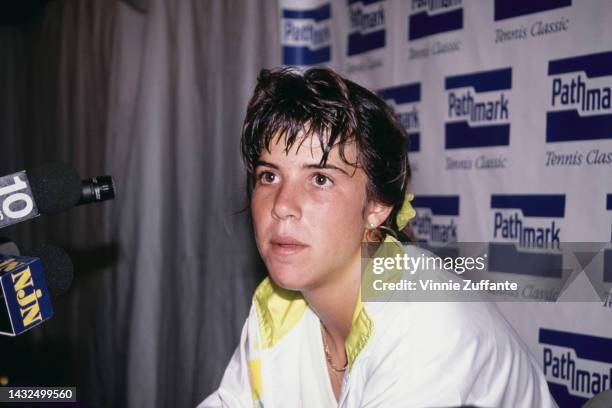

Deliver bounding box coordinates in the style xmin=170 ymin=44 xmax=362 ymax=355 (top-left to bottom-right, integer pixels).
xmin=365 ymin=222 xmax=379 ymax=242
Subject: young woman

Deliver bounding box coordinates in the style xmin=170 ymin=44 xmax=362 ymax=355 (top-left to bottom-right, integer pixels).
xmin=199 ymin=68 xmax=556 ymax=407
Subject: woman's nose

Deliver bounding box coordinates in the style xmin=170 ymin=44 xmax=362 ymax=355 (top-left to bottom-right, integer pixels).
xmin=271 ymin=180 xmax=302 ymax=221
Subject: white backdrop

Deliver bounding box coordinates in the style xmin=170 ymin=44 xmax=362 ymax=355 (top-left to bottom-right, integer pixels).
xmin=279 ymin=1 xmax=612 ymax=406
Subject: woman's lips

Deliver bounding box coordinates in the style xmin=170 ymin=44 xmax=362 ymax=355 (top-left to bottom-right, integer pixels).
xmin=270 ymin=237 xmax=308 ymax=256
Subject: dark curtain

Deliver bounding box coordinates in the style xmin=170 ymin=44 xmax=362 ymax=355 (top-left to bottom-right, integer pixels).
xmin=0 ymin=0 xmax=278 ymax=406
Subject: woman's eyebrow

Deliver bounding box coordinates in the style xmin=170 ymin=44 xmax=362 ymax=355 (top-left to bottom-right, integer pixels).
xmin=302 ymin=163 xmax=350 ymax=176
xmin=254 ymin=160 xmax=278 ymax=169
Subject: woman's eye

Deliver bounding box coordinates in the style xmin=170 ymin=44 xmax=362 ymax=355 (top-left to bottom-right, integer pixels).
xmin=312 ymin=173 xmax=332 ymax=187
xmin=257 ymin=171 xmax=277 ymax=184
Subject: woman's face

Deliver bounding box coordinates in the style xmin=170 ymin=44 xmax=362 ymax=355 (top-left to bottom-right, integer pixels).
xmin=251 ymin=135 xmax=371 ymax=292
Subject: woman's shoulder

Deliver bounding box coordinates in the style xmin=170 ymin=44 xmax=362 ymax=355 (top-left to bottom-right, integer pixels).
xmin=365 ymin=299 xmax=515 ymax=352
xmin=363 ymin=241 xmax=522 ymax=351
xmin=358 ymin=301 xmax=553 ymax=406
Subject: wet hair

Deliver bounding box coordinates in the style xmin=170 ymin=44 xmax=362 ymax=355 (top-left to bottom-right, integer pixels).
xmin=240 ymin=67 xmax=413 ymax=242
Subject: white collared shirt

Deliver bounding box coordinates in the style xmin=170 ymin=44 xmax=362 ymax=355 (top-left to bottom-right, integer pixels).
xmin=198 ymin=275 xmax=557 ymax=408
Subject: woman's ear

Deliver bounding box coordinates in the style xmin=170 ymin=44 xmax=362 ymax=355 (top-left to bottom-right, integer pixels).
xmin=365 ymin=201 xmax=393 ymax=229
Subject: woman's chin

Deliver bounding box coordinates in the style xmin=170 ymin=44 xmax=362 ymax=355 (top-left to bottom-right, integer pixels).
xmin=268 ymin=267 xmax=313 ymax=292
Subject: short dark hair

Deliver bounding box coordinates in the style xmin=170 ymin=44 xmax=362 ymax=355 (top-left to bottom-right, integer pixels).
xmin=241 ymin=67 xmax=413 ymax=241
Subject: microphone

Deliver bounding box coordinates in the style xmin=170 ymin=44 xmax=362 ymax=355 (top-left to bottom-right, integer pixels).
xmin=0 ymin=162 xmax=116 ymax=229
xmin=0 ymin=243 xmax=74 ymax=336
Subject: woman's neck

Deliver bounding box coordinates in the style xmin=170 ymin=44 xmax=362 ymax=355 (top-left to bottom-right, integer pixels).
xmin=302 ymin=249 xmax=362 ymax=353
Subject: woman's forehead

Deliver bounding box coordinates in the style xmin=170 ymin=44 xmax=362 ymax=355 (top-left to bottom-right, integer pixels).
xmin=259 ymin=133 xmax=359 ymax=169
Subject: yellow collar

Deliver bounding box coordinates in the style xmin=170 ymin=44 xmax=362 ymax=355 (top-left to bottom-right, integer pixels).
xmin=252 ymin=278 xmax=374 ymax=370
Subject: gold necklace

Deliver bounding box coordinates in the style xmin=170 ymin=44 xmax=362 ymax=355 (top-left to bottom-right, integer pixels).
xmin=320 ymin=323 xmax=348 ymax=372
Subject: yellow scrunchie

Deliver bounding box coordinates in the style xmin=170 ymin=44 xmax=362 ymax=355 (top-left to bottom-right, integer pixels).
xmin=395 ymin=193 xmax=416 ymax=231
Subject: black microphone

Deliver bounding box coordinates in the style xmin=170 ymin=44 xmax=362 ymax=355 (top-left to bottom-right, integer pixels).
xmin=0 ymin=162 xmax=116 ymax=229
xmin=0 ymin=242 xmax=74 ymax=336
xmin=30 ymin=163 xmax=116 ymax=208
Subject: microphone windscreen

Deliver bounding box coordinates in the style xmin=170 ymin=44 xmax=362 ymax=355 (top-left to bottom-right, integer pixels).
xmin=26 ymin=244 xmax=74 ymax=299
xmin=0 ymin=237 xmax=20 ymax=256
xmin=28 ymin=162 xmax=81 ymax=214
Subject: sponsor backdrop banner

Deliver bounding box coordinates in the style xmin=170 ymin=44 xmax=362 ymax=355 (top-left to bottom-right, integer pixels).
xmin=279 ymin=1 xmax=612 ymax=406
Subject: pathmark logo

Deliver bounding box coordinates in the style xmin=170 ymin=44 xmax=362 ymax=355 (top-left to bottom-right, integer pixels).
xmin=410 ymin=195 xmax=459 ymax=244
xmin=540 ymin=328 xmax=612 ymax=406
xmin=547 ymin=50 xmax=612 ymax=144
xmin=378 ymin=83 xmax=421 ymax=152
xmin=445 ymin=67 xmax=511 ymax=149
xmin=494 ymin=0 xmax=571 ymax=21
xmin=489 ymin=194 xmax=565 ymax=278
xmin=408 ymin=0 xmax=462 ymax=41
xmin=281 ymin=3 xmax=331 ymax=65
xmin=347 ymin=0 xmax=386 ymax=56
